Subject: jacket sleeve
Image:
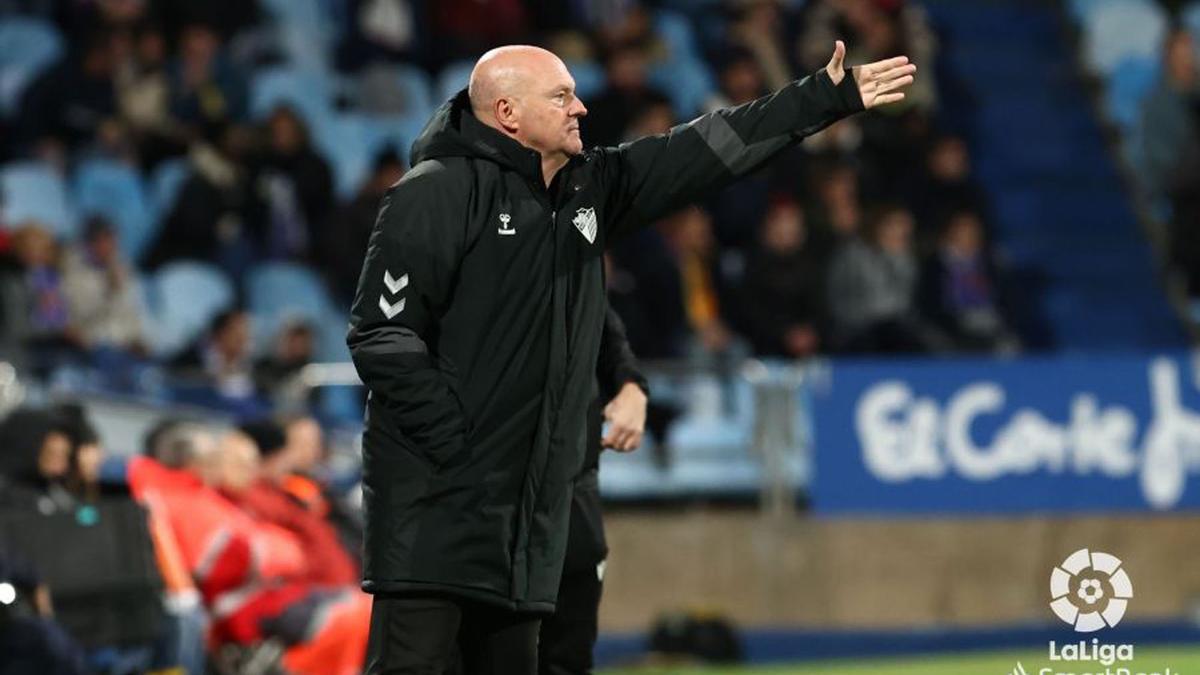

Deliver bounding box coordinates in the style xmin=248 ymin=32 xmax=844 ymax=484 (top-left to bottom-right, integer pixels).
xmin=595 ymin=304 xmax=648 ymax=400
xmin=346 ymin=167 xmax=469 ymax=463
xmin=597 ymin=68 xmax=864 ymax=238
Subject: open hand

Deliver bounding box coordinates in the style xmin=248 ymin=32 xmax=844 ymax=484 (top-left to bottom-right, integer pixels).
xmin=601 ymin=382 xmax=648 ymax=452
xmin=825 ymin=40 xmax=916 ymax=109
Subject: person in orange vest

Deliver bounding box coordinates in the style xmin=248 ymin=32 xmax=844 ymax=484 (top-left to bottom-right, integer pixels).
xmin=128 ymin=422 xmax=370 ymax=675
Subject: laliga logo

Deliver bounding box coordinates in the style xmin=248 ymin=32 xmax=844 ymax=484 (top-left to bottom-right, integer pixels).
xmin=1050 ymin=549 xmax=1133 ymax=632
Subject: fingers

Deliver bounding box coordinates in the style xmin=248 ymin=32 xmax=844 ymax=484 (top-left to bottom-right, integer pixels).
xmin=875 ymin=73 xmax=914 ymax=94
xmin=872 ymin=63 xmax=916 ymax=84
xmin=872 ymin=92 xmax=906 ymax=106
xmin=830 ymin=40 xmax=846 ymax=69
xmin=861 ymin=54 xmax=910 ymax=75
xmin=602 ymin=426 xmax=643 ymax=452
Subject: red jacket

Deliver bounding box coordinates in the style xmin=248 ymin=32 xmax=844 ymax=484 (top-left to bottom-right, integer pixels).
xmin=223 ymin=480 xmax=359 ymax=587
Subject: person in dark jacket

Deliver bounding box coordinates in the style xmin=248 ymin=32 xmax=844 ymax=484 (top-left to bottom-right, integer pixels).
xmin=539 ymin=306 xmax=647 ymax=675
xmin=347 ymin=42 xmax=915 ymax=673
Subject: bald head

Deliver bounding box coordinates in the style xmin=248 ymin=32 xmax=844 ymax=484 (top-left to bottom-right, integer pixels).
xmin=466 ymin=45 xmax=589 ymax=180
xmin=468 ymin=45 xmax=562 ymax=119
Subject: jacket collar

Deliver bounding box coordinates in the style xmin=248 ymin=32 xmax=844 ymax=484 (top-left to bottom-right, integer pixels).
xmin=458 ymin=105 xmax=547 ymax=186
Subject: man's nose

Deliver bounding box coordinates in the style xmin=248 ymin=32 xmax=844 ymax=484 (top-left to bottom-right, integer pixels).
xmin=572 ymin=99 xmax=588 ymax=117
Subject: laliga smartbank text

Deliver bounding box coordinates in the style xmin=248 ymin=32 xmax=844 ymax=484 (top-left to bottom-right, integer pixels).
xmin=1037 ymin=640 xmax=1176 ymax=675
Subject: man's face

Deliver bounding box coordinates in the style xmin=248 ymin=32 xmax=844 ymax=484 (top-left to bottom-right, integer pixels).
xmin=217 ymin=432 xmax=260 ymax=493
xmin=513 ymin=59 xmax=588 ymax=160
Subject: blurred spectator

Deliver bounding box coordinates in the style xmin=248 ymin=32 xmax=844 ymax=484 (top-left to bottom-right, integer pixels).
xmin=593 ymin=4 xmax=667 ymax=62
xmin=1 ymin=225 xmax=82 ymax=374
xmin=661 ymin=207 xmax=735 ymax=356
xmin=171 ymin=308 xmax=256 ymax=400
xmin=17 ymin=31 xmax=118 ymax=153
xmin=826 ymin=204 xmax=937 ymax=353
xmin=142 ymin=122 xmax=265 ymax=276
xmin=0 ymin=408 xmax=74 ymax=513
xmin=918 ymin=210 xmax=1017 ymax=354
xmin=48 ymin=405 xmax=183 ymax=674
xmin=336 ymin=0 xmax=425 ymax=71
xmin=806 ymin=160 xmax=863 ymax=257
xmin=168 ymin=23 xmax=247 ymax=128
xmin=1140 ymin=28 xmax=1200 ymax=295
xmin=739 ymin=197 xmax=826 ymax=358
xmin=322 ymin=147 xmax=405 ymax=304
xmin=726 ymin=0 xmax=795 ymax=92
xmin=0 ymin=549 xmax=88 ymax=675
xmin=624 ymin=92 xmax=676 ymax=138
xmin=906 ymin=134 xmax=987 ymax=247
xmin=430 ymin=0 xmax=529 ymax=65
xmin=583 ymin=42 xmax=665 ymax=147
xmin=227 ymin=420 xmax=359 ymax=587
xmin=59 ymin=407 xmax=103 ymax=503
xmin=152 ymin=0 xmax=262 ymax=44
xmin=114 ymin=21 xmax=186 ymax=167
xmin=254 ymin=319 xmax=316 ymax=401
xmin=61 ymin=217 xmax=147 ymax=355
xmin=256 ymin=107 xmax=335 ymax=262
xmin=715 ymin=47 xmax=767 ymax=107
xmin=270 ymin=414 xmax=364 ymax=561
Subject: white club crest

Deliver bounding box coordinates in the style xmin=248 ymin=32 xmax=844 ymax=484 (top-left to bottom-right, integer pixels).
xmin=572 ymin=207 xmax=597 ymax=244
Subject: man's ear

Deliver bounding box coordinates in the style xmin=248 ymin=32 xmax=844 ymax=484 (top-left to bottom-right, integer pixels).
xmin=495 ymin=97 xmax=520 ymax=134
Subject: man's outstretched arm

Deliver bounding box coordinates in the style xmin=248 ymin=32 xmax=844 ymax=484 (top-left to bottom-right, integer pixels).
xmin=598 ymin=41 xmax=916 ymax=238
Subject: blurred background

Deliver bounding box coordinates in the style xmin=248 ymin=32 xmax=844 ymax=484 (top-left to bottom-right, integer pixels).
xmin=2 ymin=0 xmax=1200 ymax=673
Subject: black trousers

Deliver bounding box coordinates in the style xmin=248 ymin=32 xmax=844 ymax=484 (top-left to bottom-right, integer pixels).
xmin=537 ymin=565 xmax=604 ymax=675
xmin=365 ymin=593 xmax=541 ymax=675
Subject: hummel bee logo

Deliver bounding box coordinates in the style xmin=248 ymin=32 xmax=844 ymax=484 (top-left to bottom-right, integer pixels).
xmin=498 ymin=213 xmax=516 ymax=236
xmin=379 ymin=270 xmax=408 ymax=319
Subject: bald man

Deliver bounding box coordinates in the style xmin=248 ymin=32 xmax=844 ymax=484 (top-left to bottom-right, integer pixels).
xmin=348 ymin=42 xmax=915 ymax=673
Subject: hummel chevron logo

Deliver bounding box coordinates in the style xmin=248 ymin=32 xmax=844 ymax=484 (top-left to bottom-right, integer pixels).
xmin=379 ymin=295 xmax=406 ymax=319
xmin=383 ymin=270 xmax=408 ymax=295
xmin=380 ymin=269 xmax=408 ymax=318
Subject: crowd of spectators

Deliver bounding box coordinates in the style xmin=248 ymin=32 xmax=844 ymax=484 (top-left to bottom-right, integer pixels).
xmin=0 ymin=0 xmax=1018 ymax=415
xmin=0 ymin=402 xmax=367 ymax=674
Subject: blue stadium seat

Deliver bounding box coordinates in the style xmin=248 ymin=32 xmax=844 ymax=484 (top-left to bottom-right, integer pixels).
xmin=1105 ymin=56 xmax=1160 ymax=131
xmin=246 ymin=262 xmax=339 ymax=355
xmin=1079 ymin=0 xmax=1166 ymax=76
xmin=73 ymin=159 xmax=154 ymax=260
xmin=0 ymin=17 xmax=64 ymax=116
xmin=249 ymin=67 xmax=335 ymax=130
xmin=1 ymin=161 xmax=77 ymax=238
xmin=147 ymin=261 xmax=235 ymax=357
xmin=312 ymin=113 xmax=394 ymax=198
xmin=565 ymin=59 xmax=605 ymax=101
xmin=654 ymin=10 xmax=701 ymax=62
xmin=648 ymin=57 xmax=715 ymax=119
xmin=147 ymin=158 xmax=191 ymax=222
xmin=392 ymin=64 xmax=433 ymax=118
xmin=436 ymin=61 xmax=473 ymax=105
